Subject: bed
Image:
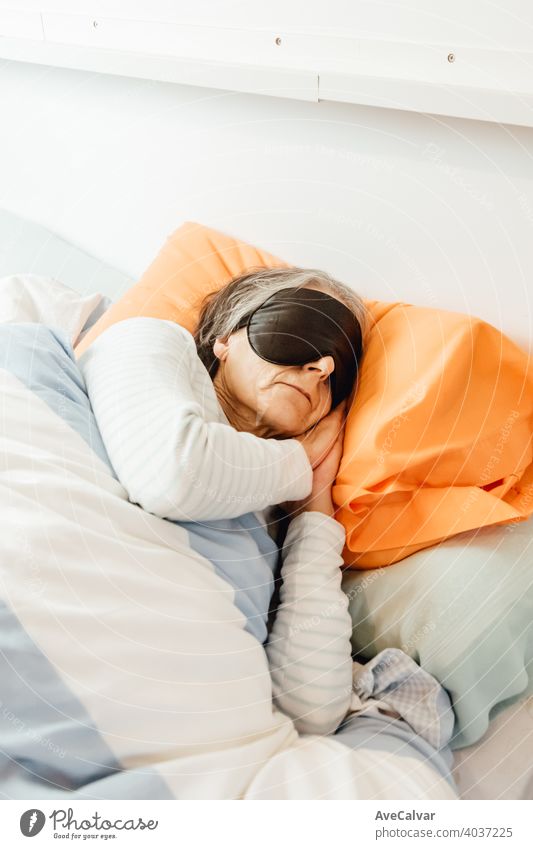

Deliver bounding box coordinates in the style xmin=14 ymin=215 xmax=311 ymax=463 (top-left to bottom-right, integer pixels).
xmin=0 ymin=209 xmax=531 ymax=800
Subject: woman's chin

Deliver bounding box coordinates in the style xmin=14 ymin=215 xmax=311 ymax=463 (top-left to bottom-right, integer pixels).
xmin=254 ymin=391 xmax=312 ymax=437
xmin=264 ymin=411 xmax=309 ymax=438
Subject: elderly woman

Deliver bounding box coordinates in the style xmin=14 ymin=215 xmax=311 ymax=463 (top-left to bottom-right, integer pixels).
xmin=79 ymin=266 xmax=365 ymax=736
xmin=79 ymin=266 xmax=457 ymax=790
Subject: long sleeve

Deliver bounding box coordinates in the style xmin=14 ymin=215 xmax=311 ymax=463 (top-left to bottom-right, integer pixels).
xmin=78 ymin=317 xmax=313 ymax=521
xmin=265 ymin=511 xmax=353 ymax=736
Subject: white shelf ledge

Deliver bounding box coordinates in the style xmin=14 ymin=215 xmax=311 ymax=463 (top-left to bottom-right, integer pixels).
xmin=1 ymin=11 xmax=533 ymax=127
xmin=0 ymin=36 xmax=318 ymax=101
xmin=319 ymin=70 xmax=533 ymax=128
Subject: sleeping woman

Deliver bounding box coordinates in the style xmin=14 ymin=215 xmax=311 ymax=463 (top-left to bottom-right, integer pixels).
xmin=79 ymin=266 xmax=456 ymax=784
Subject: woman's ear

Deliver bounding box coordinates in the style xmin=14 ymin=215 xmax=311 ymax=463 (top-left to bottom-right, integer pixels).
xmin=213 ymin=337 xmax=230 ymax=362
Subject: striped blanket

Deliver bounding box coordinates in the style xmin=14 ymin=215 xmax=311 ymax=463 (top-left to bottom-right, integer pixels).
xmin=0 ymin=322 xmax=456 ymax=799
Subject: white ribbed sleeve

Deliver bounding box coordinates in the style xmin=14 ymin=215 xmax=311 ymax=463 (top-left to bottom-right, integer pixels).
xmin=266 ymin=511 xmax=353 ymax=736
xmin=79 ymin=317 xmax=352 ymax=736
xmin=78 ymin=317 xmax=313 ymax=521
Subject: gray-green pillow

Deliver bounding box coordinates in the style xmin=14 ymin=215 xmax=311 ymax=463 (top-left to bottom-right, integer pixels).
xmin=0 ymin=208 xmax=133 ymax=300
xmin=342 ymin=515 xmax=533 ymax=749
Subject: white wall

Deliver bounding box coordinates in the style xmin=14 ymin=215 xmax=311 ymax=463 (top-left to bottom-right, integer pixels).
xmin=0 ymin=58 xmax=532 ymax=349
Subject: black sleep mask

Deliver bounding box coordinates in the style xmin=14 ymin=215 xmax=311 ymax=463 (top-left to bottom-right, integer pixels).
xmin=235 ymin=287 xmax=363 ymax=407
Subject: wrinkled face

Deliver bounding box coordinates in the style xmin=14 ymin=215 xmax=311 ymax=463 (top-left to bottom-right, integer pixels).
xmin=213 ymin=328 xmax=334 ymax=436
xmin=212 ymin=284 xmax=345 ymax=437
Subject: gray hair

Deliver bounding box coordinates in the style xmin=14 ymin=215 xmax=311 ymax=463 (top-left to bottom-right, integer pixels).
xmin=194 ymin=265 xmax=368 ymax=378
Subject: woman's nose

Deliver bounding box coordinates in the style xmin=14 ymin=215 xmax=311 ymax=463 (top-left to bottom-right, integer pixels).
xmin=303 ymin=355 xmax=335 ymax=380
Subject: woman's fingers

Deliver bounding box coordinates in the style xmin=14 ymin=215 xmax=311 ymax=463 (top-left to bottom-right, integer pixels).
xmin=314 ymin=427 xmax=344 ymax=482
xmin=296 ymin=401 xmax=348 ymax=469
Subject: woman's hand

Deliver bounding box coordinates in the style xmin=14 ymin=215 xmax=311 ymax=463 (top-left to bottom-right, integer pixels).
xmin=284 ymin=404 xmax=347 ymax=518
xmin=295 ymin=402 xmax=346 ymax=470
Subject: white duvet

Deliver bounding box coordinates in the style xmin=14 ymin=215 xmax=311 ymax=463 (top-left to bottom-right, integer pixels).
xmin=0 ymin=274 xmax=458 ymax=799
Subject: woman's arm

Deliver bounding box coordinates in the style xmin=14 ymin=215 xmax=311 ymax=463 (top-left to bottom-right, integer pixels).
xmin=78 ymin=317 xmax=312 ymax=521
xmin=265 ymin=511 xmax=353 ymax=736
xmin=265 ymin=420 xmax=353 ymax=736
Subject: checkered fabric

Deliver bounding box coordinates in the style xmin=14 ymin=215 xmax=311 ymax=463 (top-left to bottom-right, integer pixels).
xmin=350 ymin=648 xmax=454 ymax=750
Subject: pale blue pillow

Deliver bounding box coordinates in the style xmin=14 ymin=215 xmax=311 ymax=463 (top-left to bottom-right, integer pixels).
xmin=0 ymin=208 xmax=133 ymax=300
xmin=342 ymin=516 xmax=533 ymax=749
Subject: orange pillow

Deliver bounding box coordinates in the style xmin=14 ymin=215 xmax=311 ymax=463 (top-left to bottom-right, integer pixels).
xmin=76 ymin=221 xmax=533 ymax=568
xmin=335 ymin=302 xmax=533 ymax=567
xmin=75 ymin=222 xmax=287 ymax=354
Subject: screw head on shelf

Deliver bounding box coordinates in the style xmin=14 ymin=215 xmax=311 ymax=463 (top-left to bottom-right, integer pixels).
xmin=447 ymin=52 xmax=455 ymax=63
